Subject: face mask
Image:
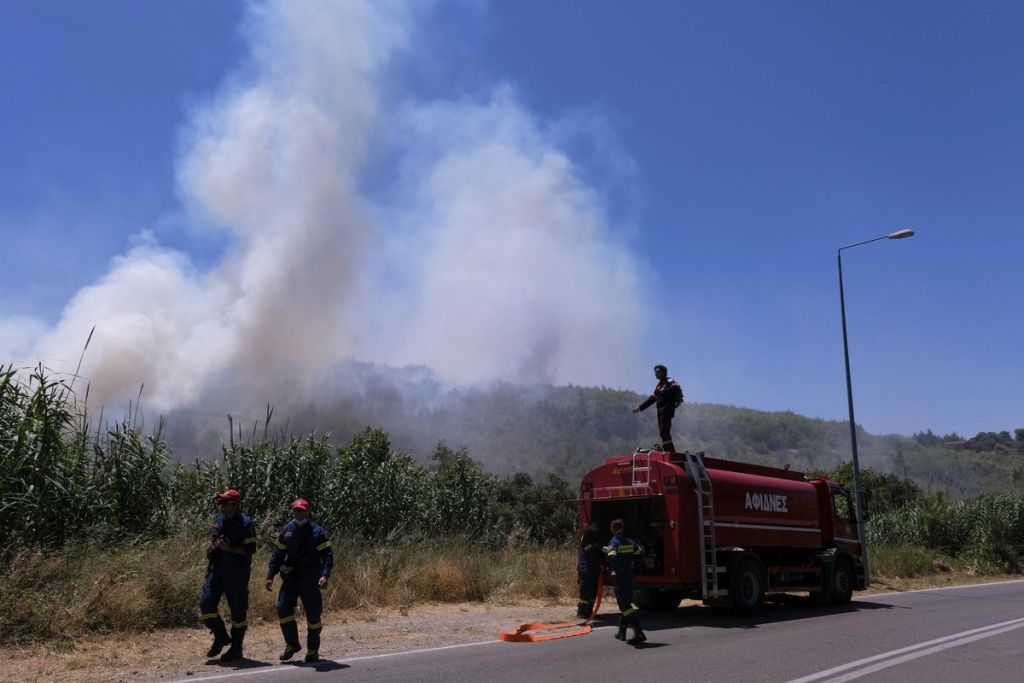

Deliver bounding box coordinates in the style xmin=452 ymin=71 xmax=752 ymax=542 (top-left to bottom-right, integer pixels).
xmin=295 ymin=517 xmax=309 ymax=526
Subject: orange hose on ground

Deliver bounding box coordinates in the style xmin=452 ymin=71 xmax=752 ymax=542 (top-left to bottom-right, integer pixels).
xmin=498 ymin=574 xmax=605 ymax=642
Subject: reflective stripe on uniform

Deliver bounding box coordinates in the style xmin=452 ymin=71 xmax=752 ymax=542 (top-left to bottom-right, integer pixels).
xmin=231 ymin=619 xmax=248 ymax=628
xmin=622 ymin=606 xmax=637 ymax=617
xmin=607 ymin=550 xmax=618 ymax=556
xmin=244 ymin=537 xmax=257 ymax=544
xmin=308 ymin=622 xmax=322 ymax=630
xmin=279 ymin=615 xmax=296 ymax=625
xmin=200 ymin=612 xmax=220 ymax=620
xmin=316 ymin=540 xmax=331 ymax=551
xmin=275 ymin=539 xmax=287 ymax=549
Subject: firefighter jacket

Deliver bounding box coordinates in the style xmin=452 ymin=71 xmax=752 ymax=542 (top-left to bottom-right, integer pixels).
xmin=208 ymin=512 xmax=257 ymax=574
xmin=577 ymin=530 xmax=605 ymax=573
xmin=605 ymin=534 xmax=643 ymax=579
xmin=638 ymin=377 xmax=683 ymax=417
xmin=267 ymin=520 xmax=334 ymax=582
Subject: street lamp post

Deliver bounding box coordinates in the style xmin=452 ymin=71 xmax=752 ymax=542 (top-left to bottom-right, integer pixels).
xmin=838 ymin=228 xmax=914 ymax=587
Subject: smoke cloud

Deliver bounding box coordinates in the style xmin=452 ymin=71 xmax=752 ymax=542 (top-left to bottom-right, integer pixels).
xmin=7 ymin=0 xmax=650 ymax=417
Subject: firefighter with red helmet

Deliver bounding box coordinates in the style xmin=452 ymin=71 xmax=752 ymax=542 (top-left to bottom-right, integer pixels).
xmin=604 ymin=518 xmax=646 ymax=644
xmin=576 ymin=520 xmax=604 ymax=619
xmin=266 ymin=498 xmax=334 ymax=663
xmin=199 ymin=489 xmax=257 ymax=661
xmin=633 ymin=364 xmax=683 ymax=452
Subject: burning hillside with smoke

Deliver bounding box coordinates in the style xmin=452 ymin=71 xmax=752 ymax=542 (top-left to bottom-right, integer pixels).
xmin=5 ymin=1 xmax=650 ymax=431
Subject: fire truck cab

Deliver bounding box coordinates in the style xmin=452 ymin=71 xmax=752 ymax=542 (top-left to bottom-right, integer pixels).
xmin=578 ymin=449 xmax=867 ymax=614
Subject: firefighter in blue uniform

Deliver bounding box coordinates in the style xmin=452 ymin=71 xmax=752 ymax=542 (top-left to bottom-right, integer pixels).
xmin=604 ymin=518 xmax=646 ymax=644
xmin=576 ymin=520 xmax=604 ymax=619
xmin=633 ymin=364 xmax=684 ymax=452
xmin=266 ymin=498 xmax=334 ymax=663
xmin=199 ymin=489 xmax=257 ymax=661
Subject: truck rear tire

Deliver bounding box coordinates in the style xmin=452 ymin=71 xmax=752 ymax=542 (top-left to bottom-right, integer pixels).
xmin=830 ymin=558 xmax=854 ymax=606
xmin=637 ymin=588 xmax=684 ymax=613
xmin=731 ymin=556 xmax=766 ymax=615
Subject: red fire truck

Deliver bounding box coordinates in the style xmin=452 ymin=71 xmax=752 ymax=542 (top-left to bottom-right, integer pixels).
xmin=578 ymin=449 xmax=868 ymax=614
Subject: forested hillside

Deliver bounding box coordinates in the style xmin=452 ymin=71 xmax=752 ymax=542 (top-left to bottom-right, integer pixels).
xmin=160 ymin=364 xmax=1024 ymax=499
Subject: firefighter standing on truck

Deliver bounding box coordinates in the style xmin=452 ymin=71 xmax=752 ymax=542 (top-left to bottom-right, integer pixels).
xmin=633 ymin=364 xmax=683 ymax=452
xmin=576 ymin=520 xmax=604 ymax=619
xmin=604 ymin=518 xmax=646 ymax=644
xmin=266 ymin=498 xmax=334 ymax=663
xmin=199 ymin=489 xmax=257 ymax=661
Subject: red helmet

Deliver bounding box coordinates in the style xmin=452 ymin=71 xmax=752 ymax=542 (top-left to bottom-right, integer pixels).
xmin=291 ymin=498 xmax=310 ymax=511
xmin=216 ymin=489 xmax=242 ymax=503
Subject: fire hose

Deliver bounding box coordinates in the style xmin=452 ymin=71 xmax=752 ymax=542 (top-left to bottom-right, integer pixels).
xmin=498 ymin=574 xmax=604 ymax=642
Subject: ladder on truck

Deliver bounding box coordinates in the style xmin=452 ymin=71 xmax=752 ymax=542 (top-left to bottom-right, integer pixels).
xmin=631 ymin=448 xmax=652 ymax=487
xmin=683 ymin=451 xmax=723 ymax=600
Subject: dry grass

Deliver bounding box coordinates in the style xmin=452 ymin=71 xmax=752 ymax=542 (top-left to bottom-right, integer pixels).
xmin=0 ymin=533 xmax=577 ymax=645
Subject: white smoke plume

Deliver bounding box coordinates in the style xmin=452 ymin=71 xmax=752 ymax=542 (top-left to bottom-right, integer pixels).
xmin=8 ymin=0 xmax=650 ymax=415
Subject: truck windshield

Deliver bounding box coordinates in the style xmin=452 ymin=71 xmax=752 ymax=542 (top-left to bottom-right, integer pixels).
xmin=833 ymin=492 xmax=852 ymax=522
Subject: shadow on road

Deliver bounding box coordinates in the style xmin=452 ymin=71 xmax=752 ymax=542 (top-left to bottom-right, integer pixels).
xmin=205 ymin=656 xmax=273 ymax=670
xmin=282 ymin=659 xmax=350 ymax=673
xmin=639 ymin=596 xmax=895 ymax=633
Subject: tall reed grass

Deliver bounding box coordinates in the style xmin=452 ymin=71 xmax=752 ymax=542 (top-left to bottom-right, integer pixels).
xmin=867 ymin=493 xmax=1024 ymax=572
xmin=1 ymin=366 xmax=575 ymax=555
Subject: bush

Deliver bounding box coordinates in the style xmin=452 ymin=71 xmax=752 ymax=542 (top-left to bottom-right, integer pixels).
xmin=869 ymin=544 xmax=944 ymax=578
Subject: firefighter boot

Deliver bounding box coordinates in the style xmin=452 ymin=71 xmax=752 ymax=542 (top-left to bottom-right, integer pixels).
xmin=577 ymin=601 xmax=591 ymax=619
xmin=305 ymin=623 xmax=321 ymax=662
xmin=628 ymin=621 xmax=647 ymax=645
xmin=279 ymin=617 xmax=301 ymax=660
xmin=205 ymin=625 xmax=231 ymax=658
xmin=279 ymin=643 xmax=302 ymax=661
xmin=615 ymin=623 xmax=628 ymax=641
xmin=220 ymin=627 xmax=246 ymax=662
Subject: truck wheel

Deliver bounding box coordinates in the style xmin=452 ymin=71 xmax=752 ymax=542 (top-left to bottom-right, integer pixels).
xmin=830 ymin=558 xmax=854 ymax=606
xmin=637 ymin=588 xmax=684 ymax=613
xmin=731 ymin=557 xmax=766 ymax=615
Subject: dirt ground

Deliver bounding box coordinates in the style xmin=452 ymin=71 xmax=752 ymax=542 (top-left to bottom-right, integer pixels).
xmin=3 ymin=574 xmax=1019 ymax=683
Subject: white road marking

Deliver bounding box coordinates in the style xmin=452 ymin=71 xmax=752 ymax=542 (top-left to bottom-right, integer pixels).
xmin=160 ymin=638 xmax=500 ymax=683
xmin=786 ymin=616 xmax=1024 ymax=683
xmin=865 ymin=576 xmax=1024 ymax=599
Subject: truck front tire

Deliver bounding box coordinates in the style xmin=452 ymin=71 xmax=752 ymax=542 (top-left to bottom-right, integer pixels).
xmin=830 ymin=558 xmax=854 ymax=606
xmin=731 ymin=556 xmax=766 ymax=615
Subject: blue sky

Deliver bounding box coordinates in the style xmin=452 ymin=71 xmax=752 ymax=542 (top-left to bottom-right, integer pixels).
xmin=1 ymin=1 xmax=1021 ymax=438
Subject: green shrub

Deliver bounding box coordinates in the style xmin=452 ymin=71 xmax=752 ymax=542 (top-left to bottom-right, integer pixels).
xmin=869 ymin=544 xmax=943 ymax=578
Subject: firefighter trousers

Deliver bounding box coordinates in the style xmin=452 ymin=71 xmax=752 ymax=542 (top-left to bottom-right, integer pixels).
xmin=200 ymin=567 xmax=250 ymax=636
xmin=277 ymin=575 xmax=323 ymax=652
xmin=656 ymin=409 xmax=676 ymax=451
xmin=613 ymin=578 xmax=639 ymax=626
xmin=578 ymin=569 xmax=601 ymax=608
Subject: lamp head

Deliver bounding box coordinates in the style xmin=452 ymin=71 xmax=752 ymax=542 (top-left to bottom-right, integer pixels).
xmin=887 ymin=229 xmax=915 ymax=240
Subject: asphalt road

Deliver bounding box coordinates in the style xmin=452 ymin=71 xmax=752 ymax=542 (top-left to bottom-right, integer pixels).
xmin=162 ymin=579 xmax=1024 ymax=683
